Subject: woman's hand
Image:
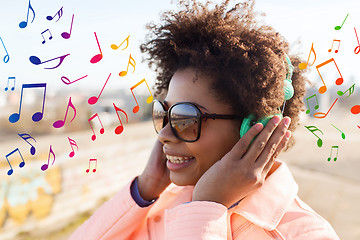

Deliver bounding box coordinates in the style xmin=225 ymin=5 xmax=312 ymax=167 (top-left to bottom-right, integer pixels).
xmin=192 ymin=116 xmax=291 ymax=208
xmin=137 ymin=139 xmax=171 ymax=201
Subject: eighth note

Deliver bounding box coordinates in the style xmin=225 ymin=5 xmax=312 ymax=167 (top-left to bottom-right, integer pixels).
xmin=29 ymin=53 xmax=70 ymax=69
xmin=53 ymin=97 xmax=76 ymax=128
xmin=328 ymin=39 xmax=341 ymax=53
xmin=41 ymin=145 xmax=55 ymax=171
xmin=5 ymin=77 xmax=15 ymax=91
xmin=41 ymin=29 xmax=53 ymax=44
xmin=113 ymin=103 xmax=128 ymax=135
xmin=111 ymin=35 xmax=130 ymax=50
xmin=299 ymin=43 xmax=316 ymax=70
xmin=19 ymin=0 xmax=36 ymax=29
xmin=328 ymin=146 xmax=339 ymax=161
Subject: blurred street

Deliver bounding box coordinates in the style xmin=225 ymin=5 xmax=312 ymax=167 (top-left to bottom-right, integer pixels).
xmin=0 ymin=116 xmax=359 ymax=240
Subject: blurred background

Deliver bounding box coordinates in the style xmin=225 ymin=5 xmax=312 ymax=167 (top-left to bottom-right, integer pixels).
xmin=0 ymin=0 xmax=360 ymax=239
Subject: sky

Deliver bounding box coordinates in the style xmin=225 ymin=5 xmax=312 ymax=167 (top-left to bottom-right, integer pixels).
xmin=1 ymin=0 xmax=360 ymax=94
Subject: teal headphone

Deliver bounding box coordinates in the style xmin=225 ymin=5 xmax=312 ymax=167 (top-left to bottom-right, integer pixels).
xmin=239 ymin=53 xmax=294 ymax=138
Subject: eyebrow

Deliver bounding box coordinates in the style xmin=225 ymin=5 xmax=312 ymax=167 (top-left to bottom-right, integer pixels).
xmin=163 ymin=100 xmax=208 ymax=111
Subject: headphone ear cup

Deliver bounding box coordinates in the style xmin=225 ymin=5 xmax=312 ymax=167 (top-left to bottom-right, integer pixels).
xmin=240 ymin=114 xmax=283 ymax=138
xmin=284 ymin=79 xmax=294 ymax=101
xmin=240 ymin=115 xmax=254 ymax=138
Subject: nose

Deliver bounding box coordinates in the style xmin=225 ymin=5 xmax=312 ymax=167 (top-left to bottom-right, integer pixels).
xmin=157 ymin=122 xmax=181 ymax=144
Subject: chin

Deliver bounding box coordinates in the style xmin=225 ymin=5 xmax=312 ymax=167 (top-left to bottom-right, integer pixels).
xmin=169 ymin=172 xmax=197 ymax=186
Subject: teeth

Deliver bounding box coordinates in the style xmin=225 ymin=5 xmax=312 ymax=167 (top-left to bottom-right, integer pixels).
xmin=166 ymin=155 xmax=194 ymax=164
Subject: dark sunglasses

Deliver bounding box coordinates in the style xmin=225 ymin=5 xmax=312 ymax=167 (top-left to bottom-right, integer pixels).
xmin=152 ymin=100 xmax=241 ymax=142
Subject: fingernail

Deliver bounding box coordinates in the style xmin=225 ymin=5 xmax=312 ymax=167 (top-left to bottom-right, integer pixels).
xmin=272 ymin=116 xmax=281 ymax=125
xmin=255 ymin=123 xmax=263 ymax=131
xmin=284 ymin=117 xmax=291 ymax=127
xmin=285 ymin=130 xmax=292 ymax=139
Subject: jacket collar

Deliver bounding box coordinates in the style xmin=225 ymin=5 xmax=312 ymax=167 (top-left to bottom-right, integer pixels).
xmin=231 ymin=161 xmax=298 ymax=230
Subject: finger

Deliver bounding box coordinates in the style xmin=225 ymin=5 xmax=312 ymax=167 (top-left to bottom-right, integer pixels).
xmin=229 ymin=122 xmax=263 ymax=160
xmin=262 ymin=130 xmax=291 ymax=176
xmin=255 ymin=116 xmax=291 ymax=169
xmin=244 ymin=115 xmax=282 ymax=164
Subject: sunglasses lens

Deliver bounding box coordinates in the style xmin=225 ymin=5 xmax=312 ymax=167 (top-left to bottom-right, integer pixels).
xmin=152 ymin=101 xmax=166 ymax=133
xmin=170 ymin=104 xmax=199 ymax=141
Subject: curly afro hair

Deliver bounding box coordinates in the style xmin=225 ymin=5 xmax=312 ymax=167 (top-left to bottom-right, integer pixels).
xmin=140 ymin=0 xmax=307 ymax=150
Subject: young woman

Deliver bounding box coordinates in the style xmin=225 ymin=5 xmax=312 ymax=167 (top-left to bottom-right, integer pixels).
xmin=70 ymin=0 xmax=339 ymax=239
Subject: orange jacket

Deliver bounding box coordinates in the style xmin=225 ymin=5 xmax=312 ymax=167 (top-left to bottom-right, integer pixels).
xmin=69 ymin=161 xmax=339 ymax=240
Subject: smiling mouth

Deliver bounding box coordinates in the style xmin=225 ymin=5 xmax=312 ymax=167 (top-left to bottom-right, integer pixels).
xmin=166 ymin=155 xmax=195 ymax=164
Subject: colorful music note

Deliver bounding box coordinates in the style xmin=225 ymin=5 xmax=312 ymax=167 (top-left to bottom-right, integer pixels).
xmin=119 ymin=54 xmax=136 ymax=77
xmin=304 ymin=125 xmax=323 ymax=148
xmin=334 ymin=14 xmax=349 ymax=30
xmin=337 ymin=83 xmax=355 ymax=98
xmin=41 ymin=145 xmax=56 ymax=171
xmin=61 ymin=14 xmax=74 ymax=39
xmin=130 ymin=79 xmax=153 ymax=113
xmin=328 ymin=146 xmax=339 ymax=161
xmin=299 ymin=43 xmax=316 ymax=70
xmin=330 ymin=123 xmax=345 ymax=140
xmin=111 ymin=35 xmax=130 ymax=50
xmin=29 ymin=53 xmax=70 ymax=69
xmin=68 ymin=137 xmax=79 ymax=158
xmin=88 ymin=113 xmax=104 ymax=141
xmin=0 ymin=37 xmax=10 ymax=63
xmin=313 ymin=98 xmax=338 ymax=119
xmin=316 ymin=58 xmax=343 ymax=94
xmin=305 ymin=94 xmax=319 ymax=114
xmin=53 ymin=97 xmax=76 ymax=128
xmin=41 ymin=29 xmax=53 ymax=44
xmin=86 ymin=159 xmax=97 ymax=173
xmin=18 ymin=133 xmax=36 ymax=155
xmin=5 ymin=77 xmax=15 ymax=91
xmin=6 ymin=148 xmax=25 ymax=176
xmin=9 ymin=83 xmax=47 ymax=123
xmin=19 ymin=0 xmax=36 ymax=29
xmin=90 ymin=32 xmax=103 ymax=64
xmin=113 ymin=103 xmax=128 ymax=135
xmin=88 ymin=73 xmax=111 ymax=105
xmin=61 ymin=75 xmax=87 ymax=85
xmin=354 ymin=27 xmax=360 ymax=54
xmin=46 ymin=6 xmax=63 ymax=22
xmin=350 ymin=105 xmax=360 ymax=128
xmin=328 ymin=39 xmax=341 ymax=53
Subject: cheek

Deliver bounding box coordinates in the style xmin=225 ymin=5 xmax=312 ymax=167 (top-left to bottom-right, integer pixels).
xmin=190 ymin=120 xmax=240 ymax=165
